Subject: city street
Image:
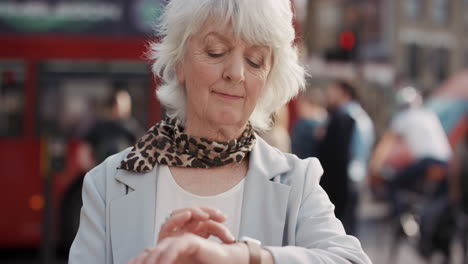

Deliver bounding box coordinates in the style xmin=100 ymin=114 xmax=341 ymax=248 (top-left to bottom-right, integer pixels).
xmin=1 ymin=0 xmax=467 ymax=263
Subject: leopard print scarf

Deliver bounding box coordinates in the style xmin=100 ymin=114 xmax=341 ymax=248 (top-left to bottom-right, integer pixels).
xmin=118 ymin=118 xmax=256 ymax=172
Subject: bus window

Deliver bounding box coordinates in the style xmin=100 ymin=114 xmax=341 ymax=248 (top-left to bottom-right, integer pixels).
xmin=0 ymin=61 xmax=25 ymax=138
xmin=37 ymin=60 xmax=150 ymax=140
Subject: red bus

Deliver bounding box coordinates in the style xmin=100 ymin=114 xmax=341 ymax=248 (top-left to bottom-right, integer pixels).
xmin=0 ymin=0 xmax=165 ymax=251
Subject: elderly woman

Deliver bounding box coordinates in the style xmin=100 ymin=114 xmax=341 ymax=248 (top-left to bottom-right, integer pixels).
xmin=69 ymin=0 xmax=371 ymax=263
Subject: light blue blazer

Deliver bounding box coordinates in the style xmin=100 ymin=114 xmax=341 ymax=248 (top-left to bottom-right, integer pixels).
xmin=69 ymin=137 xmax=371 ymax=264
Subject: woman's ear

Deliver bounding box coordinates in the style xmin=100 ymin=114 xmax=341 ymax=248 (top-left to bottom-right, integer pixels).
xmin=175 ymin=62 xmax=185 ymax=84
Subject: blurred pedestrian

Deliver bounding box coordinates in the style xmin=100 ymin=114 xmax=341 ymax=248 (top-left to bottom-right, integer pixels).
xmin=69 ymin=0 xmax=371 ymax=263
xmin=84 ymin=89 xmax=138 ymax=165
xmin=370 ymin=86 xmax=458 ymax=261
xmin=318 ymin=80 xmax=357 ymax=234
xmin=291 ymin=85 xmax=327 ymax=159
xmin=369 ymin=86 xmax=452 ymax=202
xmin=111 ymin=82 xmax=146 ymax=139
xmin=261 ymin=105 xmax=292 ymax=152
xmin=341 ymin=82 xmax=375 ymax=236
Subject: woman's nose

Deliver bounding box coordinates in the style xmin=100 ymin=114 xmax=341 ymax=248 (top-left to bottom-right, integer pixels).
xmin=222 ymin=53 xmax=245 ymax=83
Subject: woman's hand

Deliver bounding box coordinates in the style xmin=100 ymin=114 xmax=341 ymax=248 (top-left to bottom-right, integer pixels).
xmin=158 ymin=207 xmax=235 ymax=244
xmin=129 ymin=233 xmax=249 ymax=264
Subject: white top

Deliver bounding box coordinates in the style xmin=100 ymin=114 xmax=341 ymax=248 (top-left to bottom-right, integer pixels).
xmin=154 ymin=165 xmax=245 ymax=243
xmin=391 ymin=107 xmax=451 ymax=161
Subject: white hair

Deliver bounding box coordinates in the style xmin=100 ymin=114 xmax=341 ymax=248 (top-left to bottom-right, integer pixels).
xmin=148 ymin=0 xmax=305 ymax=131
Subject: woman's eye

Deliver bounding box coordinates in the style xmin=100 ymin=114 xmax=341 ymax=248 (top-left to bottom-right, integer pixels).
xmin=207 ymin=52 xmax=225 ymax=58
xmin=246 ymin=58 xmax=261 ymax=69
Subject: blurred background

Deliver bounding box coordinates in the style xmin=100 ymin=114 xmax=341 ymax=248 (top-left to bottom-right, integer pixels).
xmin=0 ymin=0 xmax=467 ymax=263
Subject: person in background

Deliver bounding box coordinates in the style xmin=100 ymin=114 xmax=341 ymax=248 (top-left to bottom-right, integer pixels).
xmin=84 ymin=89 xmax=138 ymax=165
xmin=318 ymin=80 xmax=356 ymax=234
xmin=291 ymin=84 xmax=327 ymax=159
xmin=69 ymin=0 xmax=371 ymax=263
xmin=114 ymin=88 xmax=146 ymax=140
xmin=369 ymin=86 xmax=452 ymax=211
xmin=370 ymin=86 xmax=455 ymax=259
xmin=341 ymin=81 xmax=375 ymax=236
xmin=261 ymin=105 xmax=291 ymax=152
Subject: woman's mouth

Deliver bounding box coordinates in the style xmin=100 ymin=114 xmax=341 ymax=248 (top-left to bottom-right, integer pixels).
xmin=212 ymin=91 xmax=243 ymax=100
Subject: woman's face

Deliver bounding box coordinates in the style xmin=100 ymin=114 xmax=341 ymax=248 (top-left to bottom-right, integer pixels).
xmin=177 ymin=21 xmax=272 ymax=129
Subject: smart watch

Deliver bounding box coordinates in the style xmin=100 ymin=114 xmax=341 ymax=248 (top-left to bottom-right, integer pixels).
xmin=238 ymin=236 xmax=262 ymax=264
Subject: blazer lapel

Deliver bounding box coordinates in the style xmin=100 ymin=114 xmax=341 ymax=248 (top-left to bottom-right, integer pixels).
xmin=110 ymin=168 xmax=157 ymax=264
xmin=239 ymin=138 xmax=291 ymax=246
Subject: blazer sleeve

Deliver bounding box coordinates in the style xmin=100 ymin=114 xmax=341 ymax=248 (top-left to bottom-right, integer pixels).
xmin=265 ymin=158 xmax=372 ymax=264
xmin=69 ymin=165 xmax=107 ymax=264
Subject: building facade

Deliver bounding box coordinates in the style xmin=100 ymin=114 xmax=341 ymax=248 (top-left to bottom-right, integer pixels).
xmin=394 ymin=0 xmax=468 ymax=91
xmin=303 ymin=0 xmax=468 ymax=91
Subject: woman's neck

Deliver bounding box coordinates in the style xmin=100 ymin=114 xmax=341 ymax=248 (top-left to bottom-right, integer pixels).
xmin=184 ymin=119 xmax=247 ymax=142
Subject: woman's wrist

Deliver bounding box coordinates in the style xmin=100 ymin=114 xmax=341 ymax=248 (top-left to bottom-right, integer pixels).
xmin=225 ymin=242 xmax=274 ymax=264
xmin=224 ymin=242 xmax=249 ymax=264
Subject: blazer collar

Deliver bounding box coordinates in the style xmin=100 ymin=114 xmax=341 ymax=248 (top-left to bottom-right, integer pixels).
xmin=245 ymin=136 xmax=291 ymax=180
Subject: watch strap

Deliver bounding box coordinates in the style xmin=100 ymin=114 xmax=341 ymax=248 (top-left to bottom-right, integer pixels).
xmin=242 ymin=240 xmax=262 ymax=264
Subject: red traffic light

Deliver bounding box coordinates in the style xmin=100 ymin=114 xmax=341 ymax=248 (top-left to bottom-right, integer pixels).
xmin=339 ymin=30 xmax=356 ymax=51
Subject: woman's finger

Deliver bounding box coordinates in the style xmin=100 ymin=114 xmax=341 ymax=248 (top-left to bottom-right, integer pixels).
xmin=163 ymin=218 xmax=235 ymax=243
xmin=198 ymin=207 xmax=227 ymax=222
xmin=171 ymin=207 xmax=208 ymax=221
xmin=178 ymin=219 xmax=235 ymax=243
xmin=171 ymin=206 xmax=226 ymax=222
xmin=160 ymin=211 xmax=192 ymax=232
xmin=159 ymin=207 xmax=231 ymax=243
xmin=195 ymin=220 xmax=235 ymax=243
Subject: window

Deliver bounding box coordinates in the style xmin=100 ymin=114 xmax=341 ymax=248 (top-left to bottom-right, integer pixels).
xmin=37 ymin=61 xmax=151 ymax=139
xmin=0 ymin=61 xmax=25 ymax=137
xmin=465 ymin=0 xmax=468 ymax=29
xmin=431 ymin=0 xmax=450 ymax=25
xmin=404 ymin=0 xmax=422 ymax=20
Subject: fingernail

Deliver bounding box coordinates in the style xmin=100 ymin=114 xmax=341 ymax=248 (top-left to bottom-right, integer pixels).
xmin=216 ymin=210 xmax=226 ymax=217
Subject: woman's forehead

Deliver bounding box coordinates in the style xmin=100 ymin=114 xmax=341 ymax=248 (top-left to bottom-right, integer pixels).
xmin=196 ymin=21 xmax=271 ymax=50
xmin=196 ymin=17 xmax=270 ymax=45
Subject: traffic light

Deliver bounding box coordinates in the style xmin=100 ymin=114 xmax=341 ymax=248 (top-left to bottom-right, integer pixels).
xmin=339 ymin=30 xmax=356 ymax=51
xmin=325 ymin=29 xmax=358 ymax=62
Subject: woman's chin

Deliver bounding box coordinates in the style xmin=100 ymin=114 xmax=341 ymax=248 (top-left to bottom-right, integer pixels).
xmin=209 ymin=113 xmax=245 ymax=128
